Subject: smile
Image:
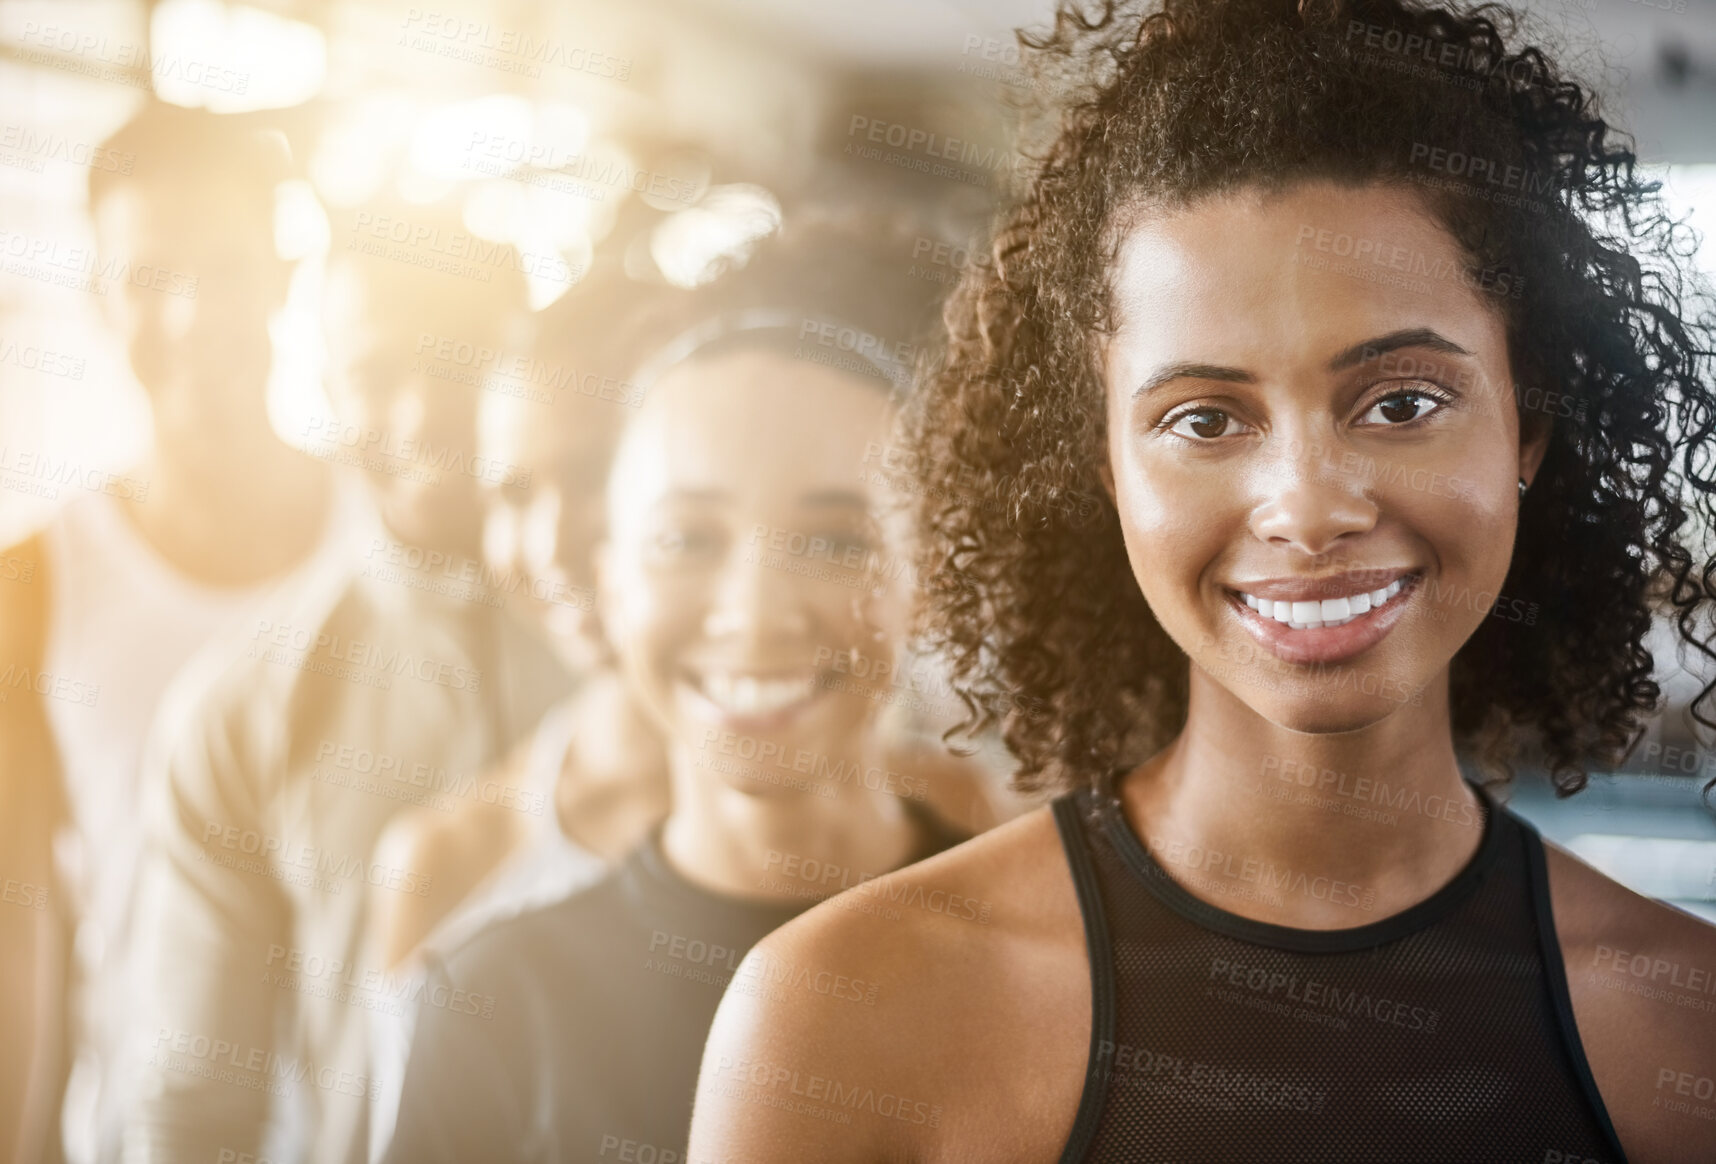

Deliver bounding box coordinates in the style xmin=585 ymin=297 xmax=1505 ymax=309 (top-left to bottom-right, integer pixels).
xmin=691 ymin=671 xmax=821 ymax=719
xmin=1237 ymin=577 xmax=1411 ymax=630
xmin=1224 ymin=570 xmax=1422 ymax=666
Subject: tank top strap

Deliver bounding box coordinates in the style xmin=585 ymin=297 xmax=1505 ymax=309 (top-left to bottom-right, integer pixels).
xmin=1515 ymin=808 xmax=1630 ymax=1159
xmin=1050 ymin=791 xmax=1117 ymax=1164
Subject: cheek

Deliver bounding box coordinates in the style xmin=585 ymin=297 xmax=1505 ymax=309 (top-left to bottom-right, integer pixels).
xmin=829 ymin=565 xmax=905 ymax=648
xmin=610 ymin=566 xmax=701 ymax=680
xmin=605 ymin=585 xmax=692 ymax=736
xmin=869 ymin=583 xmax=909 ymax=643
xmin=1397 ymin=475 xmax=1520 ymax=620
xmin=1114 ymin=460 xmax=1227 ymax=613
xmin=1396 ymin=425 xmax=1518 ymax=564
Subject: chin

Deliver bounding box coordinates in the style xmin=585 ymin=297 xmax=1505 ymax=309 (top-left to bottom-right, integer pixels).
xmin=1251 ymin=686 xmax=1422 ymax=735
xmin=716 ymin=770 xmax=823 ymax=801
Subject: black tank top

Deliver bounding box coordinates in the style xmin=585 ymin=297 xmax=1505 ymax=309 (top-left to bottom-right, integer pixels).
xmin=1051 ymin=778 xmax=1628 ymax=1163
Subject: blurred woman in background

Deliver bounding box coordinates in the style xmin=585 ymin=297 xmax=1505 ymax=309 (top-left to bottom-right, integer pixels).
xmin=383 ymin=218 xmax=999 ymax=1162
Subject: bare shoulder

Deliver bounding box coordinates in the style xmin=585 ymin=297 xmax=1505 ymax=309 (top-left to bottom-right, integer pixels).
xmin=691 ymin=805 xmax=1093 ymax=1164
xmin=1545 ymin=839 xmax=1716 ymax=1164
xmin=369 ymin=757 xmax=529 ymax=967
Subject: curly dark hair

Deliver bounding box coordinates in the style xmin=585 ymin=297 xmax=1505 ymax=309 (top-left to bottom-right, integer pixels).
xmin=905 ymin=0 xmax=1716 ymax=799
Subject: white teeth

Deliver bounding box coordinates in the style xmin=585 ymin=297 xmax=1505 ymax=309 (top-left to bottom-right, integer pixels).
xmin=1238 ymin=577 xmax=1411 ymax=630
xmin=699 ymin=673 xmax=816 ymax=716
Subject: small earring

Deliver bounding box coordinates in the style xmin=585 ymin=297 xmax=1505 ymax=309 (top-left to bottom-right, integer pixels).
xmin=1518 ymin=478 xmax=1528 ymax=498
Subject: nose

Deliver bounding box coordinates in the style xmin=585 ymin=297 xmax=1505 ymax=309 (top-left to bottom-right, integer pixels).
xmin=1248 ymin=440 xmax=1378 ymax=557
xmin=702 ymin=542 xmax=810 ymax=644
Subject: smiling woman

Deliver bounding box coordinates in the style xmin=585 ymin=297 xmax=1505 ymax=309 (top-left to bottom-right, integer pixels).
xmin=380 ymin=218 xmax=989 ymax=1164
xmin=1099 ymin=179 xmax=1535 ymax=716
xmin=909 ymin=13 xmax=1716 ymax=798
xmin=686 ymin=2 xmax=1716 ymax=1163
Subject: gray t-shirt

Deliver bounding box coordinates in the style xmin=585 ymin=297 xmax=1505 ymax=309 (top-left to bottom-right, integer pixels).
xmin=385 ymin=803 xmax=966 ymax=1163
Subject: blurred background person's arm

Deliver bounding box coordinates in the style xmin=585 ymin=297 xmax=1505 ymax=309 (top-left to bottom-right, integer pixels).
xmin=0 ymin=532 xmax=71 ymax=1164
xmin=125 ymin=652 xmax=301 ymax=1163
xmin=371 ymin=669 xmax=668 ymax=970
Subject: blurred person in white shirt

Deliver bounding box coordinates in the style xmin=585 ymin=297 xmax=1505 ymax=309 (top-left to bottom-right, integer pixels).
xmin=0 ymin=99 xmax=351 ymax=1164
xmin=124 ymin=200 xmax=570 ymax=1164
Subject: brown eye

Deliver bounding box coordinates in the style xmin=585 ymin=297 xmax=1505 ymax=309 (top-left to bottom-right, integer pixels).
xmin=1361 ymin=391 xmax=1441 ymax=426
xmin=1168 ymin=408 xmax=1236 ymax=440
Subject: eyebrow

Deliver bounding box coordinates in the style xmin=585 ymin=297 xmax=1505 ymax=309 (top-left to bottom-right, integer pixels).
xmin=1326 ymin=328 xmax=1472 ymax=372
xmin=1132 ymin=362 xmax=1255 ymax=400
xmin=1131 ymin=328 xmax=1473 ymax=400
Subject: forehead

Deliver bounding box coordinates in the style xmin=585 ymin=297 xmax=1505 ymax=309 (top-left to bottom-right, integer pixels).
xmin=610 ymin=347 xmax=894 ymax=514
xmin=1106 ymin=182 xmax=1501 ymax=373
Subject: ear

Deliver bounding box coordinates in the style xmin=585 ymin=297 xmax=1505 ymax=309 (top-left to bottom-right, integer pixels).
xmin=1517 ymin=405 xmax=1553 ymax=490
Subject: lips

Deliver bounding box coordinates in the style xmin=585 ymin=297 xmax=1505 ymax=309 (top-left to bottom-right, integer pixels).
xmin=1224 ymin=571 xmax=1422 ymax=665
xmin=1238 ymin=577 xmax=1409 ymax=630
xmin=679 ymin=667 xmax=833 ymax=733
xmin=695 ymin=672 xmax=819 ymax=717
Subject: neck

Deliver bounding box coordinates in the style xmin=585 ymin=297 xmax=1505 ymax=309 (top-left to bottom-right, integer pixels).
xmin=1124 ymin=665 xmax=1486 ymax=930
xmin=660 ymin=730 xmax=920 ymax=903
xmin=122 ymin=414 xmax=332 ymax=587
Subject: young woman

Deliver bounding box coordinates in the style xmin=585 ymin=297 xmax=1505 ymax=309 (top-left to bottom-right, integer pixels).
xmin=689 ymin=2 xmax=1716 ymax=1162
xmin=382 ymin=227 xmax=997 ymax=1162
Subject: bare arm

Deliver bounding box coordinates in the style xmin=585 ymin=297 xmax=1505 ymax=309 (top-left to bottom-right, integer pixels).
xmin=371 ymin=673 xmax=669 ymax=970
xmin=0 ymin=876 xmax=64 ymax=1164
xmin=128 ymin=694 xmax=292 ymax=1161
xmin=690 ymin=926 xmax=924 ymax=1164
xmin=369 ymin=749 xmax=532 ymax=970
xmin=0 ymin=533 xmax=65 ymax=1162
xmin=1550 ymin=840 xmax=1716 ymax=1164
xmin=691 ymin=809 xmax=1090 ymax=1164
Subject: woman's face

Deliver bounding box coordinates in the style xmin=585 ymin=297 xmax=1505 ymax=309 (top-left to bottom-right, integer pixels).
xmin=481 ymin=392 xmax=622 ymax=669
xmin=599 ymin=346 xmax=906 ymax=793
xmin=1102 ymin=180 xmax=1548 ymax=733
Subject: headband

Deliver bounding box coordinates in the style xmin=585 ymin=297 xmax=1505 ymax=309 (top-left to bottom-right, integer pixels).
xmin=629 ymin=307 xmax=913 ymax=400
